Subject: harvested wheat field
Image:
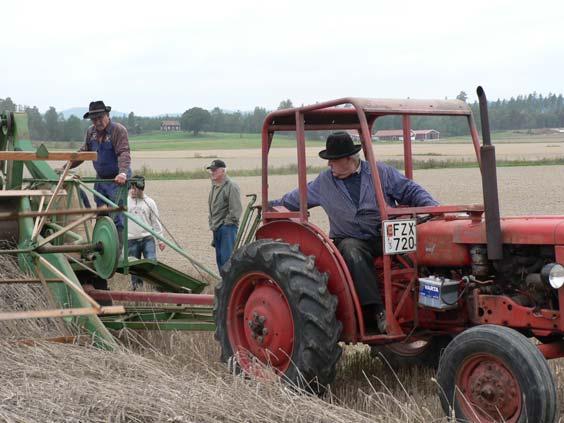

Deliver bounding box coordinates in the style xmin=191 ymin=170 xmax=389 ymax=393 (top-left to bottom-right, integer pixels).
xmin=69 ymin=141 xmax=564 ymax=175
xmin=129 ymin=142 xmax=564 ymax=173
xmin=2 ymin=165 xmax=564 ymax=422
xmin=0 ymin=255 xmax=445 ymax=423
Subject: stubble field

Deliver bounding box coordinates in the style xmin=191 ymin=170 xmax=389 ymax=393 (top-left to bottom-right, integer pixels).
xmin=71 ymin=141 xmax=564 ymax=175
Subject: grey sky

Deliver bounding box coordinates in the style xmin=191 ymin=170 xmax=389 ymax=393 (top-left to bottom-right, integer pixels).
xmin=3 ymin=0 xmax=563 ymax=116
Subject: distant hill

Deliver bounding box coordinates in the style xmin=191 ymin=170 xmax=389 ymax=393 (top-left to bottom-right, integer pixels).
xmin=61 ymin=107 xmax=127 ymax=119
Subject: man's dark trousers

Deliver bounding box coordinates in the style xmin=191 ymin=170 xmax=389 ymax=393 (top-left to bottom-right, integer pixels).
xmin=334 ymin=237 xmax=384 ymax=309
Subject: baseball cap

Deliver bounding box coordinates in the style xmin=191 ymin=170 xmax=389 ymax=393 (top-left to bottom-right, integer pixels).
xmin=206 ymin=159 xmax=226 ymax=170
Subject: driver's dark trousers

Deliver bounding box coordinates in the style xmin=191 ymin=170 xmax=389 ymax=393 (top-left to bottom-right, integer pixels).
xmin=333 ymin=237 xmax=383 ymax=311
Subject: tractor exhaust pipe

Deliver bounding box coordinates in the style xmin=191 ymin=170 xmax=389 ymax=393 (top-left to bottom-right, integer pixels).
xmin=477 ymin=86 xmax=503 ymax=260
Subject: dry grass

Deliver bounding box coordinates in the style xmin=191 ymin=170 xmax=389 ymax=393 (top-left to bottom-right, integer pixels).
xmin=0 ymin=253 xmax=70 ymax=340
xmin=1 ymin=256 xmax=563 ymax=422
xmin=0 ymin=255 xmax=449 ymax=423
xmin=0 ymin=330 xmax=447 ymax=422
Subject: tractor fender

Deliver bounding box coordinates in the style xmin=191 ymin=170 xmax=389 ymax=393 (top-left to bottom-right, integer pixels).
xmin=256 ymin=220 xmax=360 ymax=342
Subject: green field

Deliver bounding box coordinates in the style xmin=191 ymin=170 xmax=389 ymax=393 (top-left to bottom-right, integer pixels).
xmin=129 ymin=132 xmax=325 ymax=151
xmin=33 ymin=130 xmax=564 ymax=152
xmin=128 ymin=130 xmax=564 ymax=151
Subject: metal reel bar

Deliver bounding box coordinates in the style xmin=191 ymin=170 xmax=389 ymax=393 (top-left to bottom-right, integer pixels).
xmin=0 ymin=205 xmax=124 ymax=221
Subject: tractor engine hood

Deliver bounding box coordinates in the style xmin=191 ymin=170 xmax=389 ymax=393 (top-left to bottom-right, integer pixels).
xmin=416 ymin=216 xmax=564 ymax=267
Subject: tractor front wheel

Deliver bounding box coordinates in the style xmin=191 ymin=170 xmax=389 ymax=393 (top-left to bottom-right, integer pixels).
xmin=214 ymin=239 xmax=342 ymax=393
xmin=437 ymin=325 xmax=557 ymax=423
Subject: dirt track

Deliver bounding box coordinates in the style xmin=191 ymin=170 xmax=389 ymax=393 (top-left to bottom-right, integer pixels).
xmin=140 ymin=165 xmax=564 ymax=274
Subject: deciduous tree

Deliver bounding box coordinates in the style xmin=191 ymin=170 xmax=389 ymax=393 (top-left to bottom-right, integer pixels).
xmin=44 ymin=107 xmax=62 ymax=140
xmin=63 ymin=115 xmax=83 ymax=141
xmin=181 ymin=107 xmax=211 ymax=136
xmin=25 ymin=106 xmax=46 ymax=140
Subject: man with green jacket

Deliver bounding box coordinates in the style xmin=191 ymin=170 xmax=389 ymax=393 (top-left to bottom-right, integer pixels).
xmin=207 ymin=159 xmax=242 ymax=271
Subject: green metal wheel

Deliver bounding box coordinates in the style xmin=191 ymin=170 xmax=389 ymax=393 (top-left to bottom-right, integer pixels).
xmin=92 ymin=216 xmax=119 ymax=280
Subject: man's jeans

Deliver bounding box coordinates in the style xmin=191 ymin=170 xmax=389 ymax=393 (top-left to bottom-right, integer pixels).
xmin=128 ymin=236 xmax=156 ymax=290
xmin=213 ymin=224 xmax=238 ymax=272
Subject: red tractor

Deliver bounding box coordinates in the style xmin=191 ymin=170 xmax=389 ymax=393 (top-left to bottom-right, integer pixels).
xmin=214 ymin=87 xmax=563 ymax=422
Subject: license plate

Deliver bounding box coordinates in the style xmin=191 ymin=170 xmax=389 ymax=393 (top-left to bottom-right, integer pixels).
xmin=382 ymin=219 xmax=417 ymax=255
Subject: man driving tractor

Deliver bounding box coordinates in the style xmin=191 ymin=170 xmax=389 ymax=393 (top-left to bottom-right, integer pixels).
xmin=270 ymin=131 xmax=438 ymax=332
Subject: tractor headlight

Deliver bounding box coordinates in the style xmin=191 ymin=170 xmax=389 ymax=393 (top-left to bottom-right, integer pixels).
xmin=541 ymin=263 xmax=564 ymax=289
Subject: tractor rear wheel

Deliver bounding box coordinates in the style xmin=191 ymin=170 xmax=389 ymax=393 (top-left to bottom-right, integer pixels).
xmin=214 ymin=239 xmax=342 ymax=393
xmin=371 ymin=335 xmax=451 ymax=369
xmin=437 ymin=325 xmax=557 ymax=423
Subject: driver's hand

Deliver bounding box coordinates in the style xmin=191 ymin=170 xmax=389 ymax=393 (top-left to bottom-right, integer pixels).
xmin=158 ymin=242 xmax=165 ymax=251
xmin=114 ymin=173 xmax=127 ymax=185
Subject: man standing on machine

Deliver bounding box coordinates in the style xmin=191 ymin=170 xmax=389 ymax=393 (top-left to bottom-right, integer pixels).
xmin=68 ymin=100 xmax=132 ymax=250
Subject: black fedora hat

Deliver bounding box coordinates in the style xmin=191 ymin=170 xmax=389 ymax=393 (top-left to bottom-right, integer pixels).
xmin=83 ymin=100 xmax=112 ymax=119
xmin=319 ymin=132 xmax=362 ymax=160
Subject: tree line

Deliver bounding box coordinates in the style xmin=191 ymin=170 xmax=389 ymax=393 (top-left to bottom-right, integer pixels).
xmin=375 ymin=91 xmax=564 ymax=137
xmin=0 ymin=98 xmax=89 ymax=142
xmin=2 ymin=93 xmax=564 ymax=142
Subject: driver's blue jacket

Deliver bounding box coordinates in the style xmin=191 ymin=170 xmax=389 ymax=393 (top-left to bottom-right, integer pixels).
xmin=270 ymin=160 xmax=438 ymax=240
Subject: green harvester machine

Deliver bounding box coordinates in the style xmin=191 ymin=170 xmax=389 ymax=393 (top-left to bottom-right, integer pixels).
xmin=0 ymin=111 xmax=261 ymax=347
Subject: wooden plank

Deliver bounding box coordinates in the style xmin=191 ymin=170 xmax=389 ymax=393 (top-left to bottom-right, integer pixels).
xmin=0 ymin=190 xmax=67 ymax=197
xmin=32 ymin=195 xmax=45 ymax=237
xmin=37 ymin=213 xmax=94 ymax=246
xmin=15 ymin=335 xmax=91 ymax=346
xmin=34 ymin=161 xmax=71 ymax=238
xmin=0 ymin=151 xmax=97 ymax=161
xmin=0 ymin=278 xmax=62 ymax=284
xmin=0 ymin=305 xmax=125 ymax=321
xmin=0 ymin=206 xmax=123 ymax=221
xmin=16 ymin=335 xmax=82 ymax=346
xmin=37 ymin=256 xmax=102 ymax=310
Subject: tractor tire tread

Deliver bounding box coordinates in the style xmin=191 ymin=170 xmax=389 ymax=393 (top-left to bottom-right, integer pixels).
xmin=214 ymin=239 xmax=342 ymax=393
xmin=437 ymin=324 xmax=557 ymax=423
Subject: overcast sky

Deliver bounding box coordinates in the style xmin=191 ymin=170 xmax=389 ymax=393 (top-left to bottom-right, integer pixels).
xmin=3 ymin=0 xmax=563 ymax=116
